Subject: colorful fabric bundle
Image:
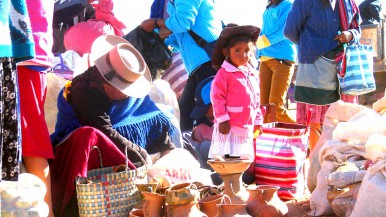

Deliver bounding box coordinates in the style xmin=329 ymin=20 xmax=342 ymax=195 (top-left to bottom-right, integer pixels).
xmin=335 ymin=0 xmax=360 ymax=77
xmin=254 ymin=122 xmax=310 ymax=201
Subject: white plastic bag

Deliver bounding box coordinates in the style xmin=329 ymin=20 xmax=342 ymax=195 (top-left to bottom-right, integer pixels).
xmin=148 ymin=148 xmax=213 ymax=186
xmin=0 ymin=173 xmax=49 ymax=217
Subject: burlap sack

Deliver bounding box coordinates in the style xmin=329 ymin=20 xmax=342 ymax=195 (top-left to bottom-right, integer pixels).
xmin=331 ymin=183 xmax=361 ymax=217
xmin=351 ymin=160 xmax=386 ymax=217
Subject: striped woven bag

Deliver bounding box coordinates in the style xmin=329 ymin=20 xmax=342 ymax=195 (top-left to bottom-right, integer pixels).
xmin=76 ymin=145 xmax=147 ymax=217
xmin=254 ymin=119 xmax=310 ymax=201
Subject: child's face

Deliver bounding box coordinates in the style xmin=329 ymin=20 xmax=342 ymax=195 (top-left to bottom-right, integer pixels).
xmin=223 ymin=41 xmax=252 ymax=68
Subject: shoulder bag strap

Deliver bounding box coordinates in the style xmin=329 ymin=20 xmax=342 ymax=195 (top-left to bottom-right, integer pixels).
xmin=188 ymin=19 xmax=225 ymax=48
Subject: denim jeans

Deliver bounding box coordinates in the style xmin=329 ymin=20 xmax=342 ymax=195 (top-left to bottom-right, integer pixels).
xmin=178 ymin=61 xmax=217 ymax=130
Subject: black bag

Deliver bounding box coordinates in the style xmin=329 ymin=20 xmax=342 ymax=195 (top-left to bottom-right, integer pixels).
xmin=53 ymin=0 xmax=89 ymax=25
xmin=123 ymin=26 xmax=173 ymax=79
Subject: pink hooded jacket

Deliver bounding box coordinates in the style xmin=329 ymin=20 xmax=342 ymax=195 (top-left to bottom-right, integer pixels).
xmin=211 ymin=61 xmax=263 ymax=138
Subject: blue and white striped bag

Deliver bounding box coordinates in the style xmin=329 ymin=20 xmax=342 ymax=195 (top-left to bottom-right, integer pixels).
xmin=338 ymin=44 xmax=376 ymax=95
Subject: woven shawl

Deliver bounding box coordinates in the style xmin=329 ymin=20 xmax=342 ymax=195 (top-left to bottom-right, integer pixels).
xmin=52 ymin=90 xmax=176 ymax=150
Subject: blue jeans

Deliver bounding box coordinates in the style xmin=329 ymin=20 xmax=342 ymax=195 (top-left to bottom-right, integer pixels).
xmin=178 ymin=61 xmax=217 ymax=130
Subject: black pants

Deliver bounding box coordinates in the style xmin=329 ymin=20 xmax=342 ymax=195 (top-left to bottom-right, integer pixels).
xmin=178 ymin=61 xmax=217 ymax=130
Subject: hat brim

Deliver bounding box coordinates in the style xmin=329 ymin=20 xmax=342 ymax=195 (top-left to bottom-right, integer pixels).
xmin=94 ymin=51 xmax=152 ymax=98
xmin=89 ymin=35 xmax=130 ymax=65
xmin=190 ymin=104 xmax=210 ymax=120
xmin=212 ymin=25 xmax=261 ymax=69
xmin=91 ymin=35 xmax=152 ymax=98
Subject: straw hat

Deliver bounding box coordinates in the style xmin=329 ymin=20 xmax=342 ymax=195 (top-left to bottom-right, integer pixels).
xmin=90 ymin=35 xmax=152 ymax=98
xmin=212 ymin=24 xmax=260 ymax=70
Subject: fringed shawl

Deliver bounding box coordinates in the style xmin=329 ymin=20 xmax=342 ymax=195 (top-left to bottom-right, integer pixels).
xmin=109 ymin=95 xmax=176 ymax=150
xmin=51 ymin=89 xmax=176 ymax=150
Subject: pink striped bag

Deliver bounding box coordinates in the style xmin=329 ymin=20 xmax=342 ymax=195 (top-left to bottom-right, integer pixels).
xmin=254 ymin=120 xmax=310 ymax=201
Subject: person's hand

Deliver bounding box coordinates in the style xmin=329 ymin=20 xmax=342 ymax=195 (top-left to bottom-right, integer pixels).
xmin=140 ymin=18 xmax=156 ymax=33
xmin=253 ymin=125 xmax=263 ymax=139
xmin=334 ymin=31 xmax=353 ymax=44
xmin=219 ymin=121 xmax=230 ymax=134
xmin=158 ymin=28 xmax=173 ymax=40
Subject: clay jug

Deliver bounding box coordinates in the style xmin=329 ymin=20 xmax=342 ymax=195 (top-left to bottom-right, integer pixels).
xmin=166 ymin=202 xmax=208 ymax=217
xmin=221 ymin=173 xmax=249 ymax=204
xmin=246 ymin=185 xmax=288 ymax=217
xmin=215 ymin=195 xmax=250 ymax=217
xmin=198 ymin=194 xmax=224 ymax=217
xmin=129 ymin=209 xmax=144 ymax=217
xmin=142 ymin=192 xmax=166 ymax=217
xmin=165 ymin=182 xmax=200 ymax=205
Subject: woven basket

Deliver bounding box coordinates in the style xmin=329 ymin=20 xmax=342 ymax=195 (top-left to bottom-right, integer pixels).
xmin=76 ymin=145 xmax=147 ymax=217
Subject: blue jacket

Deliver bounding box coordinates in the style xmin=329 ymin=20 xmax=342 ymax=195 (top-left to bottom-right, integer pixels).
xmin=284 ymin=0 xmax=361 ymax=63
xmin=257 ymin=0 xmax=297 ymax=62
xmin=164 ymin=0 xmax=222 ymax=74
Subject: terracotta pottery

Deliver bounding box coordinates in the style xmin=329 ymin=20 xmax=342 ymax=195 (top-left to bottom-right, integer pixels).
xmin=215 ymin=196 xmax=250 ymax=217
xmin=142 ymin=192 xmax=166 ymax=217
xmin=165 ymin=183 xmax=200 ymax=205
xmin=134 ymin=183 xmax=158 ymax=210
xmin=198 ymin=194 xmax=225 ymax=217
xmin=166 ymin=202 xmax=208 ymax=217
xmin=207 ymin=159 xmax=252 ymax=204
xmin=246 ymin=185 xmax=288 ymax=217
xmin=129 ymin=209 xmax=144 ymax=217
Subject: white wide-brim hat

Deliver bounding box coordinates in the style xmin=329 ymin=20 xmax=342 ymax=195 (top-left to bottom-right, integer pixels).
xmin=90 ymin=35 xmax=152 ymax=98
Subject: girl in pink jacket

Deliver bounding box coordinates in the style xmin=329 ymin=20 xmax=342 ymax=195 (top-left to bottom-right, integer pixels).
xmin=209 ymin=24 xmax=263 ymax=160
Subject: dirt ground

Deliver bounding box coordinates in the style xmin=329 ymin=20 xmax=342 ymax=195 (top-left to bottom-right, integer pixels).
xmin=284 ymin=191 xmax=338 ymax=217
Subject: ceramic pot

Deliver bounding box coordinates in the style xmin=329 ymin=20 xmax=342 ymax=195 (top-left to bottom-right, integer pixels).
xmin=129 ymin=209 xmax=144 ymax=217
xmin=198 ymin=194 xmax=225 ymax=217
xmin=221 ymin=173 xmax=249 ymax=204
xmin=246 ymin=185 xmax=288 ymax=217
xmin=165 ymin=183 xmax=200 ymax=205
xmin=166 ymin=202 xmax=208 ymax=217
xmin=142 ymin=192 xmax=166 ymax=217
xmin=135 ymin=183 xmax=158 ymax=209
xmin=214 ymin=195 xmax=250 ymax=217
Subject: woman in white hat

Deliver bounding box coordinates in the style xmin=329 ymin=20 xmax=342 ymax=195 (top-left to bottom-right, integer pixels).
xmin=49 ymin=35 xmax=177 ymax=216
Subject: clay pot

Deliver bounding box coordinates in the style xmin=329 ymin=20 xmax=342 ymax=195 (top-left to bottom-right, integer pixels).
xmin=165 ymin=183 xmax=200 ymax=205
xmin=142 ymin=192 xmax=166 ymax=217
xmin=166 ymin=202 xmax=208 ymax=217
xmin=207 ymin=159 xmax=252 ymax=204
xmin=198 ymin=194 xmax=225 ymax=217
xmin=221 ymin=173 xmax=249 ymax=204
xmin=215 ymin=196 xmax=250 ymax=217
xmin=135 ymin=183 xmax=158 ymax=209
xmin=129 ymin=209 xmax=144 ymax=217
xmin=246 ymin=185 xmax=288 ymax=217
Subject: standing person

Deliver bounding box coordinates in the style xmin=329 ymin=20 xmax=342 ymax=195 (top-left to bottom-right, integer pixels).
xmin=149 ymin=0 xmax=189 ymax=100
xmin=140 ymin=0 xmax=223 ymax=131
xmin=284 ymin=0 xmax=360 ymax=150
xmin=208 ymin=24 xmax=263 ymax=160
xmin=0 ymin=0 xmax=34 ymax=182
xmin=257 ymin=0 xmax=296 ymax=123
xmin=359 ymin=0 xmax=383 ymax=25
xmin=17 ymin=1 xmax=55 ymax=216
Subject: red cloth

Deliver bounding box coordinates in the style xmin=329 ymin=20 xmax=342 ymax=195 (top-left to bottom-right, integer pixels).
xmin=64 ymin=19 xmax=115 ymax=56
xmin=50 ymin=126 xmax=136 ymax=216
xmin=17 ymin=66 xmax=54 ymax=158
xmin=92 ymin=0 xmax=126 ymax=36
